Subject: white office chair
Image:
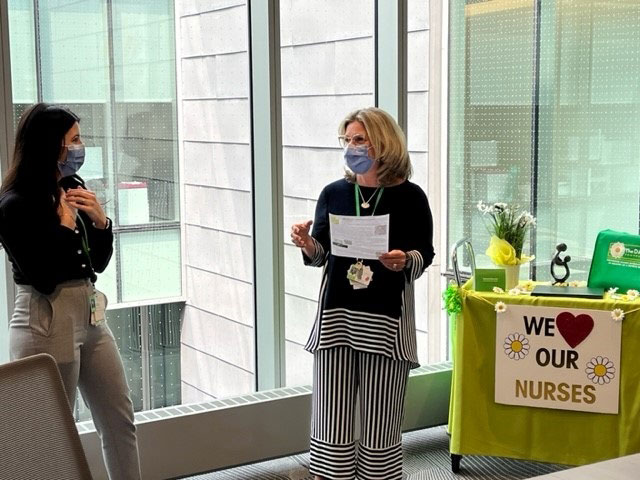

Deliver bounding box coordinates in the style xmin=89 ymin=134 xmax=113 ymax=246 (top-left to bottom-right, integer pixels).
xmin=0 ymin=353 xmax=93 ymax=479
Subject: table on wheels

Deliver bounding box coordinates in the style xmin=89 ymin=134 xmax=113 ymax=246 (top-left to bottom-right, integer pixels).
xmin=448 ymin=283 xmax=640 ymax=472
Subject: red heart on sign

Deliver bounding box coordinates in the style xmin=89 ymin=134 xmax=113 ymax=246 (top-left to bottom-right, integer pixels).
xmin=555 ymin=312 xmax=594 ymax=348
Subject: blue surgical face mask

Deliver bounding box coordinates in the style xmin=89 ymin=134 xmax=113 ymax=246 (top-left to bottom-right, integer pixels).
xmin=58 ymin=144 xmax=85 ymax=178
xmin=344 ymin=145 xmax=374 ymax=174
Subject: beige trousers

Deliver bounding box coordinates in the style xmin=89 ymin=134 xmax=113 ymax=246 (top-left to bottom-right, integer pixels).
xmin=9 ymin=279 xmax=141 ymax=480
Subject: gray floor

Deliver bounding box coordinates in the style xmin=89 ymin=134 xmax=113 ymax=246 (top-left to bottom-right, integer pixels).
xmin=185 ymin=426 xmax=570 ymax=479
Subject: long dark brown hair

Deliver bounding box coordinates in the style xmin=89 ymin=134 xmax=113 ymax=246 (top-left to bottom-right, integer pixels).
xmin=1 ymin=103 xmax=79 ymax=214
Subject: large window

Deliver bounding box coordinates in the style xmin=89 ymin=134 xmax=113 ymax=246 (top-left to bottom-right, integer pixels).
xmin=0 ymin=0 xmax=459 ymax=475
xmin=448 ymin=0 xmax=535 ymax=274
xmin=280 ymin=0 xmax=376 ymax=386
xmin=4 ymin=0 xmax=440 ymax=416
xmin=448 ymin=0 xmax=639 ymax=277
xmin=177 ymin=1 xmax=255 ymax=402
xmin=8 ymin=0 xmax=181 ymax=304
xmin=536 ymin=0 xmax=640 ymax=274
xmin=7 ymin=0 xmax=182 ymax=416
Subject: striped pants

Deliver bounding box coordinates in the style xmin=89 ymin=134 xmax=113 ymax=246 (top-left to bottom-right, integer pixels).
xmin=310 ymin=346 xmax=411 ymax=480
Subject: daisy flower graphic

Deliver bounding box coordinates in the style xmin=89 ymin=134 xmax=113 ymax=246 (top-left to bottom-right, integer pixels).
xmin=627 ymin=289 xmax=639 ymax=301
xmin=586 ymin=356 xmax=615 ymax=385
xmin=609 ymin=242 xmax=625 ymax=258
xmin=493 ymin=286 xmax=505 ymax=294
xmin=521 ymin=280 xmax=535 ymax=292
xmin=611 ymin=308 xmax=625 ymax=322
xmin=503 ymin=333 xmax=529 ymax=360
xmin=495 ymin=301 xmax=507 ymax=313
xmin=508 ymin=287 xmax=522 ymax=296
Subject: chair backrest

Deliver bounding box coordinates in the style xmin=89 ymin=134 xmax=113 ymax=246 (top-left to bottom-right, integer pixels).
xmin=0 ymin=353 xmax=93 ymax=480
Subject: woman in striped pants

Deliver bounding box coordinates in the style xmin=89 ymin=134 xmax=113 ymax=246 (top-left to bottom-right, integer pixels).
xmin=291 ymin=107 xmax=435 ymax=479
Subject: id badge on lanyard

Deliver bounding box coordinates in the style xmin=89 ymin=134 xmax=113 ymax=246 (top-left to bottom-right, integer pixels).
xmin=90 ymin=286 xmax=107 ymax=326
xmin=76 ymin=215 xmax=105 ymax=326
xmin=346 ymin=184 xmax=384 ymax=290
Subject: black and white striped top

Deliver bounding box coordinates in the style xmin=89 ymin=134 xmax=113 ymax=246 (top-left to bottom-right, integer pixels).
xmin=303 ymin=179 xmax=435 ymax=368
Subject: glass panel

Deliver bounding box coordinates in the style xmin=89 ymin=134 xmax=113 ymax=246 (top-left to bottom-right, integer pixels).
xmin=177 ymin=1 xmax=255 ymax=401
xmin=536 ymin=0 xmax=640 ymax=278
xmin=148 ymin=303 xmax=183 ymax=409
xmin=112 ymin=0 xmax=179 ymax=225
xmin=119 ymin=229 xmax=181 ymax=302
xmin=449 ymin=0 xmax=640 ymax=281
xmin=407 ymin=0 xmax=432 ymax=365
xmin=114 ymin=103 xmax=178 ymax=224
xmin=7 ymin=0 xmax=36 ymax=106
xmin=448 ymin=0 xmax=535 ymax=272
xmin=8 ymin=0 xmax=36 ymax=129
xmin=38 ymin=0 xmax=109 ymax=103
xmin=280 ymin=0 xmax=375 ymax=386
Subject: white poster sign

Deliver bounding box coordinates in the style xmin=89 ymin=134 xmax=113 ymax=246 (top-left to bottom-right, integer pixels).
xmin=495 ymin=304 xmax=621 ymax=414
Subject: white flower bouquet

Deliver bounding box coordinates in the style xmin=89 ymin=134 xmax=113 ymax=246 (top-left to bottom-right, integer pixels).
xmin=477 ymin=201 xmax=536 ymax=266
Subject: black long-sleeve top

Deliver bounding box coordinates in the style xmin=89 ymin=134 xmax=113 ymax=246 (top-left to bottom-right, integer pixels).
xmin=303 ymin=178 xmax=435 ymax=367
xmin=0 ymin=175 xmax=113 ymax=295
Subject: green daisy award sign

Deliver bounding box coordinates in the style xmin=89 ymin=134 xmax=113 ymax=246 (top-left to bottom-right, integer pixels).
xmin=495 ymin=305 xmax=622 ymax=414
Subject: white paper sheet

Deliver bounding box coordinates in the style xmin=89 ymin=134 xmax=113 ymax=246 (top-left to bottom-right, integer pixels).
xmin=329 ymin=213 xmax=389 ymax=260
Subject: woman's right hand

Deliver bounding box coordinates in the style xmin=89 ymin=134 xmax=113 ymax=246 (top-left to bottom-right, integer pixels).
xmin=291 ymin=220 xmax=315 ymax=257
xmin=57 ymin=190 xmax=77 ymax=230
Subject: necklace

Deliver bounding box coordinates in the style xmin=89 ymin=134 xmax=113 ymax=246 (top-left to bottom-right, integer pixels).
xmin=357 ymin=185 xmax=380 ymax=208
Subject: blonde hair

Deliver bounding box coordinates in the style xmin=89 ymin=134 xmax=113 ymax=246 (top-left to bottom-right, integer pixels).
xmin=339 ymin=107 xmax=412 ymax=186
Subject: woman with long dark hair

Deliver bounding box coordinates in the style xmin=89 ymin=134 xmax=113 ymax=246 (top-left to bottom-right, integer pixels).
xmin=0 ymin=103 xmax=141 ymax=479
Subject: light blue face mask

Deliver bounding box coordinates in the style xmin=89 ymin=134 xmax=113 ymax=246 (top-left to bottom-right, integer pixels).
xmin=58 ymin=144 xmax=85 ymax=178
xmin=344 ymin=145 xmax=374 ymax=174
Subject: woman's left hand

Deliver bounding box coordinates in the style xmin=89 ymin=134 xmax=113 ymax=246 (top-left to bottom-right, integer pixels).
xmin=379 ymin=250 xmax=407 ymax=272
xmin=65 ymin=187 xmax=108 ymax=229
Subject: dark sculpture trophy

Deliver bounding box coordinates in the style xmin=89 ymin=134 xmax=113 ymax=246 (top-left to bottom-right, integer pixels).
xmin=551 ymin=243 xmax=571 ymax=284
xmin=531 ymin=243 xmax=604 ymax=299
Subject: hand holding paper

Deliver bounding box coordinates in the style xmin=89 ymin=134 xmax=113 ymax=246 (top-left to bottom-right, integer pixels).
xmin=379 ymin=250 xmax=407 ymax=271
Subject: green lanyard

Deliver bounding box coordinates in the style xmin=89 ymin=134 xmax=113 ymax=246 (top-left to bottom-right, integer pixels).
xmin=75 ymin=214 xmax=94 ymax=273
xmin=354 ymin=184 xmax=384 ymax=217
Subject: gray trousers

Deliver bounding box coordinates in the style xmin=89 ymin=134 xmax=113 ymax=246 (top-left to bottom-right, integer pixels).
xmin=9 ymin=279 xmax=141 ymax=480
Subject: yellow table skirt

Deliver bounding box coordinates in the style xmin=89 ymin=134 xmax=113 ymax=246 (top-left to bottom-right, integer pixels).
xmin=448 ymin=282 xmax=640 ymax=466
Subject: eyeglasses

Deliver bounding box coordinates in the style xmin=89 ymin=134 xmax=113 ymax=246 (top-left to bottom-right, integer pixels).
xmin=338 ymin=134 xmax=368 ymax=148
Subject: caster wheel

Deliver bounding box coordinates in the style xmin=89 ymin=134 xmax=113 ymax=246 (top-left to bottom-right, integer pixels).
xmin=451 ymin=453 xmax=462 ymax=473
